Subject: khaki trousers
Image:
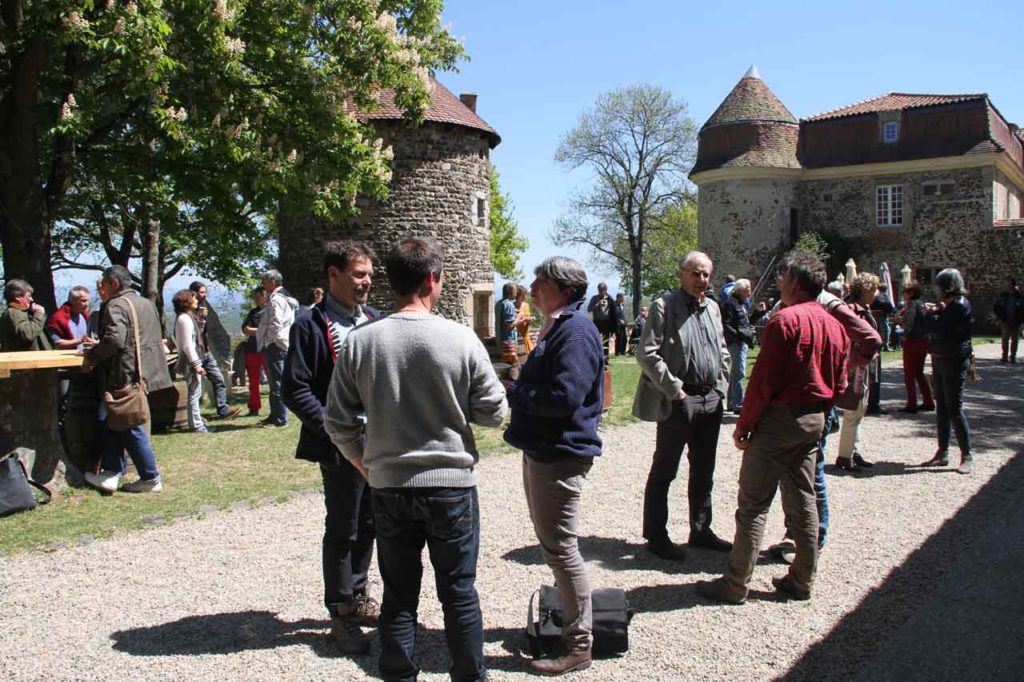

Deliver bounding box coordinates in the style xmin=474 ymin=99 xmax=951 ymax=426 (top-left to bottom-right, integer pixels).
xmin=522 ymin=455 xmax=593 ymax=653
xmin=726 ymin=405 xmax=824 ymax=596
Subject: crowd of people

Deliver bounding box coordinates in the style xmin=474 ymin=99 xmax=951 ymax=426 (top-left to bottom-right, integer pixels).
xmin=1 ymin=237 xmax=1014 ymax=680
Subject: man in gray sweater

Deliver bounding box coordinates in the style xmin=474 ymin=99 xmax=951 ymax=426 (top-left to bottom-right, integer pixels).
xmin=325 ymin=238 xmax=507 ymax=682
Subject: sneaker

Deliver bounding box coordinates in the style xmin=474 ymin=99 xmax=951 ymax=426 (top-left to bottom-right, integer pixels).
xmin=772 ymin=575 xmax=811 ymax=601
xmin=122 ymin=478 xmax=163 ymax=493
xmin=768 ymin=538 xmax=797 ymax=564
xmin=217 ymin=406 xmax=242 ymax=420
xmin=193 ymin=426 xmax=211 ymax=434
xmin=352 ymin=595 xmax=380 ymax=626
xmin=85 ymin=470 xmax=121 ymax=494
xmin=835 ymin=457 xmax=857 ymax=472
xmin=695 ymin=577 xmax=747 ymax=605
xmin=329 ymin=615 xmax=371 ymax=655
xmin=958 ymin=456 xmax=973 ymax=475
xmin=260 ymin=421 xmax=286 ymax=429
xmin=920 ymin=451 xmax=950 ymax=467
xmin=852 ymin=453 xmax=874 ymax=469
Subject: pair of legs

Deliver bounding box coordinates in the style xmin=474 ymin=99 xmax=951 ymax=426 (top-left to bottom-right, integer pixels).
xmin=901 ymin=336 xmax=934 ymax=409
xmin=523 ymin=455 xmax=593 ymax=654
xmin=97 ymin=409 xmax=160 ymax=482
xmin=932 ymin=356 xmax=972 ymax=459
xmin=372 ymin=486 xmax=484 ymax=682
xmin=185 ymin=365 xmax=205 ymax=431
xmin=321 ymin=457 xmax=375 ymax=616
xmin=262 ymin=344 xmax=288 ymax=426
xmin=614 ymin=323 xmax=627 ymax=356
xmin=725 ymin=405 xmax=823 ymax=597
xmin=837 ymin=395 xmax=867 ymax=462
xmin=643 ymin=392 xmax=723 ymax=544
xmin=726 ymin=341 xmax=748 ymax=413
xmin=199 ymin=351 xmax=232 ymax=416
xmin=245 ymin=351 xmax=265 ymax=413
xmin=1001 ymin=322 xmax=1020 ymax=361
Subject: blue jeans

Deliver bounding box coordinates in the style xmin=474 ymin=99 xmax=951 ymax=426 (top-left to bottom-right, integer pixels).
xmin=372 ymin=486 xmax=484 ymax=682
xmin=99 ymin=419 xmax=160 ymax=481
xmin=727 ymin=341 xmax=748 ymax=411
xmin=933 ymin=356 xmax=972 ymax=456
xmin=200 ymin=351 xmax=229 ymax=414
xmin=185 ymin=366 xmax=204 ymax=430
xmin=262 ymin=344 xmax=288 ymax=425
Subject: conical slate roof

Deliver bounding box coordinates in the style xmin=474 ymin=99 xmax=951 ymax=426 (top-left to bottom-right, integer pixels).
xmin=701 ymin=67 xmax=796 ymax=131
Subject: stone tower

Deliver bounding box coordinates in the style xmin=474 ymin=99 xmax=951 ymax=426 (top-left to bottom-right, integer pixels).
xmin=278 ymin=78 xmax=501 ymax=338
xmin=689 ymin=66 xmax=801 ymax=283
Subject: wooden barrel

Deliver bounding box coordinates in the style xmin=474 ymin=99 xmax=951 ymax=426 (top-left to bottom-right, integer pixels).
xmin=603 ymin=368 xmax=613 ymax=412
xmin=149 ymin=381 xmax=188 ymax=432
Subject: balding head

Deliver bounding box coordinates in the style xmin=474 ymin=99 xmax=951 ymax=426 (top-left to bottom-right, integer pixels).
xmin=677 ymin=251 xmax=713 ymax=300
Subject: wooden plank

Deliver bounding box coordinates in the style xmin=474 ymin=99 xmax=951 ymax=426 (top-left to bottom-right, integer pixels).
xmin=0 ymin=350 xmax=85 ymax=374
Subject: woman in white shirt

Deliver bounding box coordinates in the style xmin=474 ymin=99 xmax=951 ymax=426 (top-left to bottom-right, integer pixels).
xmin=172 ymin=289 xmax=208 ymax=433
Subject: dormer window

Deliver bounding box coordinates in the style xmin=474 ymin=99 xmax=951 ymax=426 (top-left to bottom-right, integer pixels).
xmin=883 ymin=121 xmax=899 ymax=143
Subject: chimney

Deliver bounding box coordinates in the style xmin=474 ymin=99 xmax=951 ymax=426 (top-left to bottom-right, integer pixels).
xmin=459 ymin=93 xmax=478 ymax=113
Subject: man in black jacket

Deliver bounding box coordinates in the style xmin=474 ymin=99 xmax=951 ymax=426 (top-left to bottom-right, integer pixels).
xmin=721 ymin=279 xmax=764 ymax=414
xmin=281 ymin=240 xmax=380 ymax=654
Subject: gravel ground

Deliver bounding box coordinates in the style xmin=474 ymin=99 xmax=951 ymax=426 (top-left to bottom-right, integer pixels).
xmin=1 ymin=343 xmax=1021 ymax=681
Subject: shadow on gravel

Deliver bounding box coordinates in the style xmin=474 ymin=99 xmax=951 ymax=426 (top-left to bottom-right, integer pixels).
xmin=502 ymin=535 xmax=728 ymax=576
xmin=780 ymin=451 xmax=1024 ymax=682
xmin=111 ymin=611 xmax=527 ymax=674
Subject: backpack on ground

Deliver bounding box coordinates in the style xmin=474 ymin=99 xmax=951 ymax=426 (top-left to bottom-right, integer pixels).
xmin=0 ymin=450 xmax=52 ymax=517
xmin=526 ymin=585 xmax=633 ymax=659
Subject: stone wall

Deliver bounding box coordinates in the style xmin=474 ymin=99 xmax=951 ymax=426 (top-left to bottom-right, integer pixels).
xmin=278 ymin=121 xmax=495 ymax=329
xmin=697 ymin=177 xmax=795 ymax=283
xmin=796 ymin=166 xmax=1023 ymax=327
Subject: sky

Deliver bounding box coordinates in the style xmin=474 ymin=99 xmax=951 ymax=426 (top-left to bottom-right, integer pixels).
xmin=434 ymin=0 xmax=1024 ymax=290
xmin=52 ymin=0 xmax=1024 ymax=302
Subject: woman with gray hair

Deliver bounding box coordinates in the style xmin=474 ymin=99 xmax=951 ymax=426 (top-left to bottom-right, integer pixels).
xmin=504 ymin=256 xmax=605 ymax=675
xmin=920 ymin=268 xmax=974 ymax=473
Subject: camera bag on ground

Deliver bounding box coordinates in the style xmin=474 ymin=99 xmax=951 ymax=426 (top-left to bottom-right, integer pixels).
xmin=526 ymin=585 xmax=633 ymax=659
xmin=0 ymin=450 xmax=52 ymax=517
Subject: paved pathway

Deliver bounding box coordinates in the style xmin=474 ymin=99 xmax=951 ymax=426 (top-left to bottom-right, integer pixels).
xmin=1 ymin=344 xmax=1021 ymax=681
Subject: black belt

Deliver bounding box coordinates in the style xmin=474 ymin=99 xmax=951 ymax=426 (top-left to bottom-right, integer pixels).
xmin=683 ymin=383 xmax=715 ymax=396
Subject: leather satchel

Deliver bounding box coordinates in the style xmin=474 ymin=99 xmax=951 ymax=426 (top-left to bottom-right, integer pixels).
xmin=834 ymin=365 xmax=866 ymax=411
xmin=0 ymin=451 xmax=51 ymax=517
xmin=103 ymin=297 xmax=149 ymax=432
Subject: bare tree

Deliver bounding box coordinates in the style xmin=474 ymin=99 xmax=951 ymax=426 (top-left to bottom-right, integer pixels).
xmin=551 ymin=84 xmax=697 ymax=316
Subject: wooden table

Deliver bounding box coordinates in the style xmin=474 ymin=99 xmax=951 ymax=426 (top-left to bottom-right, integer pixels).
xmin=0 ymin=349 xmax=84 ymax=378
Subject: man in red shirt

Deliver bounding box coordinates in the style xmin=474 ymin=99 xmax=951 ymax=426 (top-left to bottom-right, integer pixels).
xmin=696 ymin=252 xmax=849 ymax=603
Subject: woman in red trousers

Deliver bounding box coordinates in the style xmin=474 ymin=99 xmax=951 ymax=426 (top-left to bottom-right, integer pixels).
xmin=241 ymin=287 xmax=267 ymax=416
xmin=896 ymin=282 xmax=934 ymax=413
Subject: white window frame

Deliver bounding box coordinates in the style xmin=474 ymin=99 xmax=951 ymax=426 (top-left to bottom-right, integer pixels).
xmin=877 ymin=185 xmax=903 ymax=227
xmin=882 ymin=121 xmax=899 ymax=143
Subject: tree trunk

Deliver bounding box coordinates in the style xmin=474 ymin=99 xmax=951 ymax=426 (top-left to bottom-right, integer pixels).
xmin=0 ymin=37 xmax=57 ymax=310
xmin=631 ymin=253 xmax=643 ymax=318
xmin=0 ymin=369 xmax=70 ymax=488
xmin=140 ymin=214 xmax=161 ymax=305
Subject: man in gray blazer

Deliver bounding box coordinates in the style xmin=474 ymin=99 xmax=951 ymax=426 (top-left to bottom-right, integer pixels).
xmin=633 ymin=251 xmax=731 ymax=560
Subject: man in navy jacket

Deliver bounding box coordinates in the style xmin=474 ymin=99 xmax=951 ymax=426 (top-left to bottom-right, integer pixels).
xmin=282 ymin=240 xmax=380 ymax=655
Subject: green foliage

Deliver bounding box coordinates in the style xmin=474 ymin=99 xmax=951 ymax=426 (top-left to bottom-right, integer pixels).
xmin=793 ymin=231 xmax=832 ymax=267
xmin=488 ymin=166 xmax=527 ymax=280
xmin=617 ymin=198 xmax=697 ymax=299
xmin=550 ymin=84 xmax=697 ymax=317
xmin=4 ymin=0 xmax=465 ymax=298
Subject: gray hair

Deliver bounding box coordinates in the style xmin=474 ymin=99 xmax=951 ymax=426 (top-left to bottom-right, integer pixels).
xmin=733 ymin=278 xmax=752 ymax=294
xmin=826 ymin=281 xmax=843 ymax=295
xmin=534 ymin=256 xmax=588 ymax=304
xmin=260 ymin=269 xmax=284 ymax=286
xmin=678 ymin=251 xmax=712 ymax=271
xmin=934 ymin=268 xmax=966 ymax=297
xmin=68 ymin=285 xmax=90 ymax=301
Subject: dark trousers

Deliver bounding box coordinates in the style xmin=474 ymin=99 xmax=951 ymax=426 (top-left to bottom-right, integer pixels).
xmin=372 ymin=486 xmax=484 ymax=682
xmin=614 ymin=323 xmax=627 ymax=356
xmin=321 ymin=458 xmax=375 ymax=617
xmin=1002 ymin=322 xmax=1020 ymax=360
xmin=643 ymin=392 xmax=723 ymax=542
xmin=933 ymin=356 xmax=972 ymax=457
xmin=200 ymin=351 xmax=229 ymax=414
xmin=262 ymin=344 xmax=288 ymax=425
xmin=867 ymin=354 xmax=882 ymax=412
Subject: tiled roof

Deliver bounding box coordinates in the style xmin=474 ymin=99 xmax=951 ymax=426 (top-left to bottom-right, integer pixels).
xmin=358 ymin=77 xmax=500 ymax=146
xmin=701 ymin=76 xmax=797 ymax=130
xmin=803 ymin=93 xmax=986 ymax=122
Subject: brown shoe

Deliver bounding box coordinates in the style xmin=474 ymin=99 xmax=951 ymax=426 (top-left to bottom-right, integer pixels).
xmin=352 ymin=594 xmax=380 ymax=626
xmin=772 ymin=575 xmax=811 ymax=601
xmin=329 ymin=615 xmax=371 ymax=655
xmin=646 ymin=539 xmax=688 ymax=561
xmin=529 ymin=650 xmax=592 ymax=676
xmin=695 ymin=577 xmax=747 ymax=605
xmin=217 ymin=406 xmax=242 ymax=420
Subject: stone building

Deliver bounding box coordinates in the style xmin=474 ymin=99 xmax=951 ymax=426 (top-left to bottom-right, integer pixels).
xmin=691 ymin=66 xmax=1024 ymax=320
xmin=278 ymin=78 xmax=501 ymax=338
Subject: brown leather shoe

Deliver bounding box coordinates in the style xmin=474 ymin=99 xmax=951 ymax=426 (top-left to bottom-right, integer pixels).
xmin=646 ymin=539 xmax=688 ymax=561
xmin=695 ymin=577 xmax=747 ymax=604
xmin=530 ymin=650 xmax=592 ymax=676
xmin=329 ymin=615 xmax=371 ymax=655
xmin=771 ymin=575 xmax=811 ymax=601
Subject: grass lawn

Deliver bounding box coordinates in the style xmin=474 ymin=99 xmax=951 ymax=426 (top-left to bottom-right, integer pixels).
xmin=2 ymin=335 xmax=1001 ymax=556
